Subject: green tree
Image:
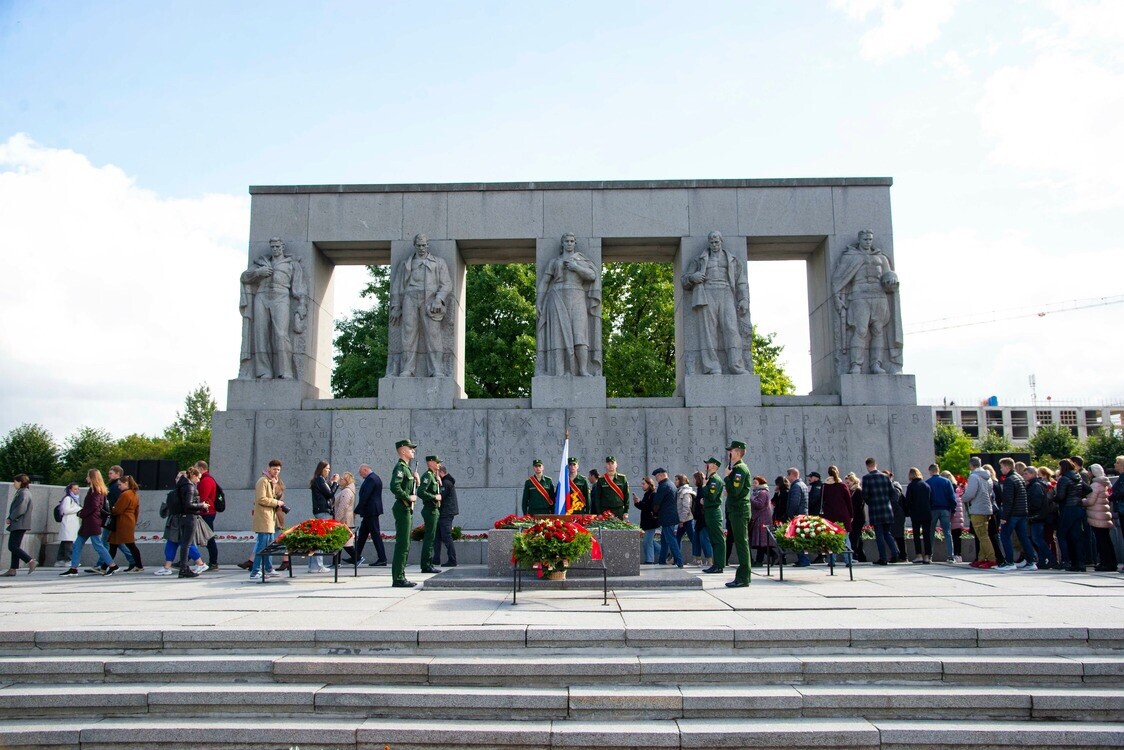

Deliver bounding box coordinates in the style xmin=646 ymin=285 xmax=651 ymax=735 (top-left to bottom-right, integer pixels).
xmin=57 ymin=426 xmax=115 ymax=483
xmin=0 ymin=423 xmax=59 ymax=483
xmin=602 ymin=263 xmax=676 ymax=397
xmin=332 ymin=265 xmax=389 ymax=398
xmin=165 ymin=384 xmax=217 ymax=442
xmin=1027 ymin=423 xmax=1079 ymax=465
xmin=464 ymin=264 xmax=536 ymax=398
xmin=936 ymin=426 xmax=974 ymax=477
xmin=1085 ymin=428 xmax=1124 ymax=471
xmin=977 ymin=429 xmax=1016 ymax=454
xmin=752 ymin=327 xmax=796 ymax=396
xmin=107 ymin=434 xmax=174 ymax=465
xmin=934 ymin=423 xmax=967 ymax=457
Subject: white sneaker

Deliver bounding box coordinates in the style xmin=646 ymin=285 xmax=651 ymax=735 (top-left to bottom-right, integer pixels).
xmin=154 ymin=568 xmax=173 ymax=576
xmin=192 ymin=564 xmax=207 ymax=575
xmin=249 ymin=570 xmax=263 ymax=579
xmin=265 ymin=570 xmax=281 ymax=578
xmin=1016 ymin=559 xmax=1030 ymax=569
xmin=953 ymin=555 xmax=963 ymax=563
xmin=1022 ymin=563 xmax=1038 ymax=571
xmin=996 ymin=563 xmax=1017 ymax=572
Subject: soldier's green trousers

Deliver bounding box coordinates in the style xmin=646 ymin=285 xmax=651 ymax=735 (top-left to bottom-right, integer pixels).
xmin=704 ymin=504 xmax=726 ymax=569
xmin=420 ymin=503 xmax=439 ymax=569
xmin=392 ymin=500 xmax=412 ymax=582
xmin=728 ymin=503 xmax=751 ymax=584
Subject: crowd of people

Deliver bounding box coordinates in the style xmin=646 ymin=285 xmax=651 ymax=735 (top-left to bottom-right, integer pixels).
xmin=629 ymin=453 xmax=1124 ymax=574
xmin=7 ymin=450 xmax=1122 ymax=581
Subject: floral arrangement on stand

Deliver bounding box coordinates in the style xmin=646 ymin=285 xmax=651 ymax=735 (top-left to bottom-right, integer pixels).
xmin=275 ymin=518 xmax=351 ymax=555
xmin=510 ymin=518 xmax=595 ymax=579
xmin=772 ymin=515 xmax=847 ymax=555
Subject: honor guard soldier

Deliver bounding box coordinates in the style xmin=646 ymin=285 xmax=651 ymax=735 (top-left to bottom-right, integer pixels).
xmin=389 ymin=439 xmax=419 ymax=588
xmin=522 ymin=459 xmax=556 ymax=516
xmin=418 ymin=455 xmax=442 ymax=573
xmin=724 ymin=440 xmax=753 ymax=588
xmin=592 ymin=456 xmax=629 ymax=519
xmin=701 ymin=457 xmax=726 ymax=574
xmin=567 ymin=457 xmax=590 ymax=513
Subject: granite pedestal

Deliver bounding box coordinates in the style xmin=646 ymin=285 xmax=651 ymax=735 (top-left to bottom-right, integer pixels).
xmin=683 ymin=374 xmax=762 ymax=408
xmin=378 ymin=377 xmax=465 ymax=410
xmin=531 ymin=376 xmax=606 ymax=409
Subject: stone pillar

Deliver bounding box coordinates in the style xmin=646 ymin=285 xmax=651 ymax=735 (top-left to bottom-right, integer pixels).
xmin=378 ymin=237 xmax=466 ymax=409
xmin=228 ymin=193 xmax=333 ymax=410
xmin=531 ymin=235 xmax=606 ymax=409
xmin=675 ymin=234 xmax=762 ymax=407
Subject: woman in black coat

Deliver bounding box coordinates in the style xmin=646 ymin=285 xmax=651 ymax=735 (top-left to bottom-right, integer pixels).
xmin=307 ymin=460 xmax=337 ymax=573
xmin=845 ymin=473 xmax=868 ymax=563
xmin=905 ymin=468 xmax=933 ymax=563
xmin=633 ymin=477 xmax=659 ymax=564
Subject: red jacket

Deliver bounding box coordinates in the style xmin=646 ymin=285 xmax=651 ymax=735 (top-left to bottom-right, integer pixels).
xmin=197 ymin=472 xmax=218 ymax=515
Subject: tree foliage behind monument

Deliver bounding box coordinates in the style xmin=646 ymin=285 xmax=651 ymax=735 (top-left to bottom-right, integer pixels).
xmin=333 ymin=262 xmax=795 ymax=399
xmin=0 ymin=424 xmax=59 ymax=483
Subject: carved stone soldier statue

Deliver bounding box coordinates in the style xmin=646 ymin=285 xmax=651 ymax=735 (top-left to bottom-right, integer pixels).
xmin=680 ymin=231 xmax=751 ymax=375
xmin=832 ymin=229 xmax=903 ymax=375
xmin=389 ymin=233 xmax=453 ymax=378
xmin=239 ymin=237 xmax=307 ymax=379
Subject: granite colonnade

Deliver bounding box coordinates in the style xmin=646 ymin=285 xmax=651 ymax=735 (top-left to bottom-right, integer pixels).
xmin=212 ymin=179 xmax=930 ymax=532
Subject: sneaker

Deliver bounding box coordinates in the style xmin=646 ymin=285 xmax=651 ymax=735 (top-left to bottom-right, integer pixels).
xmin=1016 ymin=559 xmax=1030 ymax=569
xmin=106 ymin=564 xmax=120 ymax=575
xmin=265 ymin=570 xmax=281 ymax=578
xmin=953 ymin=555 xmax=963 ymax=563
xmin=154 ymin=568 xmax=174 ymax=576
xmin=59 ymin=568 xmax=78 ymax=576
xmin=192 ymin=564 xmax=208 ymax=575
xmin=178 ymin=569 xmax=199 ymax=578
xmin=208 ymin=563 xmax=219 ymax=571
xmin=979 ymin=561 xmax=997 ymax=569
xmin=996 ymin=563 xmax=1017 ymax=572
xmin=132 ymin=567 xmax=145 ymax=573
xmin=54 ymin=560 xmax=68 ymax=568
xmin=1022 ymin=563 xmax=1039 ymax=571
xmin=249 ymin=571 xmax=263 ymax=579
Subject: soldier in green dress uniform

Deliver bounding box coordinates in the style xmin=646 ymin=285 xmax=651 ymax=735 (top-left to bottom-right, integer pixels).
xmin=418 ymin=455 xmax=443 ymax=573
xmin=567 ymin=457 xmax=590 ymax=514
xmin=388 ymin=439 xmax=419 ymax=587
xmin=701 ymin=457 xmax=727 ymax=574
xmin=723 ymin=440 xmax=753 ymax=588
xmin=521 ymin=459 xmax=556 ymax=516
xmin=592 ymin=456 xmax=629 ymax=519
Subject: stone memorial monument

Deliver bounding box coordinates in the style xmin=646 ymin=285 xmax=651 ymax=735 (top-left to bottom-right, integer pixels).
xmin=211 ymin=178 xmax=932 ymax=533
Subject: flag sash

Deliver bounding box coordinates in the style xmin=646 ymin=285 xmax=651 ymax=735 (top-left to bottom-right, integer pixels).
xmin=530 ymin=475 xmax=552 ymax=502
xmin=604 ymin=473 xmax=625 ymax=501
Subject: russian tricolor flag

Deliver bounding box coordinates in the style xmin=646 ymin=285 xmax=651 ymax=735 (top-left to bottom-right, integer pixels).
xmin=553 ymin=435 xmax=570 ymax=515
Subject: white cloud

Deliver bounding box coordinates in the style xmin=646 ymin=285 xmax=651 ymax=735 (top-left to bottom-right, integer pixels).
xmin=0 ymin=134 xmax=248 ymax=442
xmin=896 ymin=227 xmax=1124 ymax=405
xmin=976 ymin=2 xmax=1124 ymax=210
xmin=832 ymin=0 xmax=959 ymax=61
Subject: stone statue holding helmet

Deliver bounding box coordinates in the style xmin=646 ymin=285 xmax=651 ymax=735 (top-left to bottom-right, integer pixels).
xmin=831 ymin=229 xmax=903 ymax=375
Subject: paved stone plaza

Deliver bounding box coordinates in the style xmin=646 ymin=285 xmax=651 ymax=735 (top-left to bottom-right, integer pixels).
xmin=1 ymin=565 xmax=1122 ymax=749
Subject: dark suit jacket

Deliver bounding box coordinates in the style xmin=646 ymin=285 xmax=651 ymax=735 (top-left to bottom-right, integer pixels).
xmin=439 ymin=474 xmax=459 ymax=518
xmin=357 ymin=472 xmax=383 ymax=517
xmin=653 ymin=478 xmax=679 ymax=526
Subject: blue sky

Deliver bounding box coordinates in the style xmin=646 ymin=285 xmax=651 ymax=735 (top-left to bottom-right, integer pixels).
xmin=2 ymin=0 xmax=1122 ymax=441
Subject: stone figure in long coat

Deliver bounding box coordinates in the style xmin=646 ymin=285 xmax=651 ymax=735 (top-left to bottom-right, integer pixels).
xmin=389 ymin=233 xmax=453 ymax=378
xmin=239 ymin=237 xmax=307 ymax=379
xmin=536 ymin=232 xmax=602 ymax=377
xmin=831 ymin=230 xmax=903 ymax=375
xmin=680 ymin=230 xmax=751 ymax=375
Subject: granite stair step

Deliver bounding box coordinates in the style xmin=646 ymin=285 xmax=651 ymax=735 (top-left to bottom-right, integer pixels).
xmin=0 ymin=682 xmax=1121 ymax=723
xmin=1 ymin=652 xmax=1123 ymax=687
xmin=0 ymin=716 xmax=1122 ymax=750
xmin=4 ymin=625 xmax=1122 ymax=655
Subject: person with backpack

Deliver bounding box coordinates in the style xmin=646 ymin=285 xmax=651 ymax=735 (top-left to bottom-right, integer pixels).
xmin=156 ymin=469 xmax=208 ymax=578
xmin=54 ymin=483 xmax=82 ymax=566
xmin=1024 ymin=465 xmax=1057 ymax=569
xmin=195 ymin=460 xmax=223 ymax=571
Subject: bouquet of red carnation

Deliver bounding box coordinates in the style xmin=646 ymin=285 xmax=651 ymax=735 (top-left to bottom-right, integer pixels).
xmin=511 ymin=518 xmax=595 ymax=577
xmin=772 ymin=514 xmax=847 ymax=554
xmin=275 ymin=518 xmax=352 ymax=555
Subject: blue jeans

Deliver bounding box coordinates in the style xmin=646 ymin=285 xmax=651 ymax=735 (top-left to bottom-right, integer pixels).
xmin=1000 ymin=516 xmax=1035 ymax=564
xmin=874 ymin=522 xmax=899 ymax=562
xmin=659 ymin=524 xmax=683 ymax=566
xmin=1030 ymin=522 xmax=1056 ymax=568
xmin=309 ymin=513 xmax=331 ymax=571
xmin=642 ymin=529 xmax=659 ymax=563
xmin=102 ymin=527 xmax=135 ymax=565
xmin=71 ymin=533 xmax=112 ymax=568
xmin=694 ymin=523 xmax=713 ymax=558
xmin=931 ymin=509 xmax=954 ymax=559
xmin=163 ymin=540 xmax=200 ymax=563
xmin=250 ymin=531 xmax=276 ymax=576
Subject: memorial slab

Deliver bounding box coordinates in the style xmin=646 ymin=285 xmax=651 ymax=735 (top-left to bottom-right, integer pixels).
xmin=252 ymin=411 xmax=333 ymax=479
xmin=566 ymin=409 xmax=647 ymax=486
xmin=728 ymin=407 xmax=806 ymax=479
xmin=530 ymin=376 xmax=606 ymax=410
xmin=486 ymin=410 xmax=567 ymax=487
xmin=209 ymin=411 xmax=257 ymax=489
xmin=411 ymin=410 xmax=488 ymax=488
xmin=645 ymin=408 xmax=727 ymax=474
xmin=329 ymin=410 xmax=411 ymax=478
